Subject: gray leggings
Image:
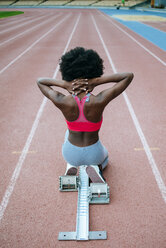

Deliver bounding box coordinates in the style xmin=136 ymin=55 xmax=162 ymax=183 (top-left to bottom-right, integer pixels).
xmin=62 ymin=130 xmax=108 ymax=169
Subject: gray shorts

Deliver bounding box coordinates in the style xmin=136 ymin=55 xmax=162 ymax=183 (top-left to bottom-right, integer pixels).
xmin=62 ymin=130 xmax=108 ymax=169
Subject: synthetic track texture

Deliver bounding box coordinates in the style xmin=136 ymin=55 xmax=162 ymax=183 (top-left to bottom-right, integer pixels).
xmin=0 ymin=8 xmax=166 ymax=248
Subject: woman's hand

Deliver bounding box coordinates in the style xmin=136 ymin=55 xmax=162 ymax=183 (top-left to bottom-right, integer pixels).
xmin=71 ymin=79 xmax=88 ymax=95
xmin=84 ymin=78 xmax=95 ymax=93
xmin=63 ymin=80 xmax=75 ymax=94
xmin=63 ymin=80 xmax=86 ymax=95
xmin=37 ymin=78 xmax=95 ymax=96
xmin=71 ymin=79 xmax=96 ymax=95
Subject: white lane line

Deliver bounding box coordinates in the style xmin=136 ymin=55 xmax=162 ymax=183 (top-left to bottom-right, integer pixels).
xmin=92 ymin=14 xmax=166 ymax=203
xmin=0 ymin=14 xmax=71 ymax=75
xmin=98 ymin=11 xmax=166 ymax=67
xmin=0 ymin=15 xmax=35 ymax=28
xmin=0 ymin=98 xmax=47 ymax=223
xmin=0 ymin=14 xmax=61 ymax=47
xmin=0 ymin=13 xmax=52 ymax=35
xmin=0 ymin=13 xmax=81 ymax=222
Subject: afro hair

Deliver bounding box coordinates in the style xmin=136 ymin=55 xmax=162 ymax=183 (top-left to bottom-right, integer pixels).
xmin=59 ymin=47 xmax=104 ymax=81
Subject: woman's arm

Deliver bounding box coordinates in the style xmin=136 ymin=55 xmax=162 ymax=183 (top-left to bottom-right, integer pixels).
xmin=88 ymin=73 xmax=133 ymax=88
xmin=37 ymin=78 xmax=67 ymax=95
xmin=37 ymin=78 xmax=88 ymax=97
xmin=88 ymin=73 xmax=134 ymax=107
xmin=37 ymin=77 xmax=89 ymax=108
xmin=37 ymin=78 xmax=69 ymax=108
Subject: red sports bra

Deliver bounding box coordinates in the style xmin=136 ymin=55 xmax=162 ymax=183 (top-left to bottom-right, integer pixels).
xmin=66 ymin=93 xmax=103 ymax=132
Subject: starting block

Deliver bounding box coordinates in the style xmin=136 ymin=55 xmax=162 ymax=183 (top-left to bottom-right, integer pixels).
xmin=89 ymin=183 xmax=110 ymax=204
xmin=59 ymin=175 xmax=79 ymax=191
xmin=58 ymin=165 xmax=110 ymax=241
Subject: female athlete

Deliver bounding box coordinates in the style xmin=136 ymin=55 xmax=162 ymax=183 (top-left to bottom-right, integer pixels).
xmin=37 ymin=47 xmax=134 ymax=183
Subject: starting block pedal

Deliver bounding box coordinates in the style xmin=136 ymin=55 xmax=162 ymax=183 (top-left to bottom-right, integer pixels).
xmin=59 ymin=175 xmax=79 ymax=191
xmin=89 ymin=183 xmax=110 ymax=204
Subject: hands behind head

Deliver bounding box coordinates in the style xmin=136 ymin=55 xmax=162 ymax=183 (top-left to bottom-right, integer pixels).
xmin=70 ymin=79 xmax=94 ymax=96
xmin=71 ymin=79 xmax=88 ymax=95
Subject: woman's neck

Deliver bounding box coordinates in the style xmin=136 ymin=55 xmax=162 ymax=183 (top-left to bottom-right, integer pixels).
xmin=76 ymin=92 xmax=87 ymax=100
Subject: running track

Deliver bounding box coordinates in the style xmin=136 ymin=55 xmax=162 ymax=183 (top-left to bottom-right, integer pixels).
xmin=0 ymin=8 xmax=166 ymax=248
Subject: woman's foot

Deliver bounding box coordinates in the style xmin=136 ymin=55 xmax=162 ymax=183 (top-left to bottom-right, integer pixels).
xmin=86 ymin=165 xmax=105 ymax=183
xmin=65 ymin=163 xmax=77 ymax=175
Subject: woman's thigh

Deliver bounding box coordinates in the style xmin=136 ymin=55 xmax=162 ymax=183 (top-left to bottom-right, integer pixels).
xmin=62 ymin=134 xmax=108 ymax=166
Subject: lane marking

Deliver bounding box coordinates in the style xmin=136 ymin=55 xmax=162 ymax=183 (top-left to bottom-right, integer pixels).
xmin=112 ymin=17 xmax=166 ymax=51
xmin=92 ymin=14 xmax=166 ymax=203
xmin=12 ymin=150 xmax=37 ymax=154
xmin=0 ymin=14 xmax=81 ymax=222
xmin=98 ymin=11 xmax=166 ymax=67
xmin=0 ymin=13 xmax=52 ymax=35
xmin=0 ymin=14 xmax=71 ymax=75
xmin=134 ymin=147 xmax=160 ymax=151
xmin=0 ymin=14 xmax=61 ymax=47
xmin=0 ymin=15 xmax=36 ymax=28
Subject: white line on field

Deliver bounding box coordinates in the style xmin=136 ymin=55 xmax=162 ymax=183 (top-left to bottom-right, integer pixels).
xmin=0 ymin=14 xmax=70 ymax=75
xmin=92 ymin=14 xmax=166 ymax=203
xmin=98 ymin=11 xmax=166 ymax=67
xmin=0 ymin=15 xmax=34 ymax=28
xmin=0 ymin=14 xmax=61 ymax=47
xmin=0 ymin=13 xmax=81 ymax=222
xmin=0 ymin=12 xmax=52 ymax=35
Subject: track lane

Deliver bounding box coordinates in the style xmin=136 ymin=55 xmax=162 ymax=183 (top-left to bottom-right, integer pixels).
xmin=0 ymin=13 xmax=71 ymax=72
xmin=0 ymin=15 xmax=35 ymax=28
xmin=0 ymin=8 xmax=165 ymax=248
xmin=0 ymin=12 xmax=76 ymax=203
xmin=0 ymin=12 xmax=82 ymax=247
xmin=0 ymin=13 xmax=62 ymax=47
xmin=90 ymin=10 xmax=166 ymax=247
xmin=0 ymin=8 xmax=31 ymax=26
xmin=142 ymin=21 xmax=166 ymax=32
xmin=95 ymin=10 xmax=166 ymax=186
xmin=0 ymin=8 xmax=50 ymax=27
xmin=0 ymin=12 xmax=52 ymax=34
xmin=92 ymin=11 xmax=166 ymax=198
xmin=99 ymin=11 xmax=166 ymax=65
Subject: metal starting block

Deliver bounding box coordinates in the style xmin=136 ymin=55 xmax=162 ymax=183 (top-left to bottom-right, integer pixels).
xmin=89 ymin=183 xmax=110 ymax=204
xmin=59 ymin=175 xmax=79 ymax=191
xmin=59 ymin=166 xmax=110 ymax=241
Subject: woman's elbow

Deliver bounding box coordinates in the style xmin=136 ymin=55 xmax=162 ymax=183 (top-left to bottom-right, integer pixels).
xmin=129 ymin=72 xmax=134 ymax=81
xmin=127 ymin=73 xmax=134 ymax=84
xmin=36 ymin=78 xmax=42 ymax=85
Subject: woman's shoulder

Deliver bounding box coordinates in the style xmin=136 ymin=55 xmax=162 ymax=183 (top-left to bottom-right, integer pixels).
xmin=89 ymin=93 xmax=102 ymax=105
xmin=63 ymin=94 xmax=76 ymax=105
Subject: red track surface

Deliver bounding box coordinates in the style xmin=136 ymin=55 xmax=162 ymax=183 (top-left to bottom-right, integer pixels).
xmin=143 ymin=21 xmax=166 ymax=32
xmin=0 ymin=8 xmax=166 ymax=248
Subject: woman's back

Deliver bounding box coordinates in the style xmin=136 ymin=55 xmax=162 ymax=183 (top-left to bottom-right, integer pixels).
xmin=59 ymin=92 xmax=103 ymax=147
xmin=61 ymin=93 xmax=103 ymax=122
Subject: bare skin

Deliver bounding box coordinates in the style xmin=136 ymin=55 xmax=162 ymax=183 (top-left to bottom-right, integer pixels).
xmin=37 ymin=73 xmax=134 ymax=147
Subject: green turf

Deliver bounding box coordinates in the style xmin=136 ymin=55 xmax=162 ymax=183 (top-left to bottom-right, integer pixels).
xmin=0 ymin=11 xmax=24 ymax=19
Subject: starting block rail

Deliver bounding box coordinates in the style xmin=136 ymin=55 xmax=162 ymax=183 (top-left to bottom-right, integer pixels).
xmin=58 ymin=165 xmax=110 ymax=241
xmin=76 ymin=166 xmax=89 ymax=240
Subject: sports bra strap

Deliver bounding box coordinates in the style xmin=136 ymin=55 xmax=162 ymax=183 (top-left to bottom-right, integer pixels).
xmin=85 ymin=93 xmax=91 ymax=102
xmin=72 ymin=93 xmax=91 ymax=100
xmin=66 ymin=93 xmax=103 ymax=132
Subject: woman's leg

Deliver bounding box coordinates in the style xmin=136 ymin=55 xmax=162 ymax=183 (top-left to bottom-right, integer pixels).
xmin=86 ymin=165 xmax=105 ymax=183
xmin=62 ymin=134 xmax=109 ymax=178
xmin=63 ymin=130 xmax=78 ymax=175
xmin=101 ymin=157 xmax=109 ymax=171
xmin=86 ymin=141 xmax=109 ymax=183
xmin=65 ymin=163 xmax=78 ymax=175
